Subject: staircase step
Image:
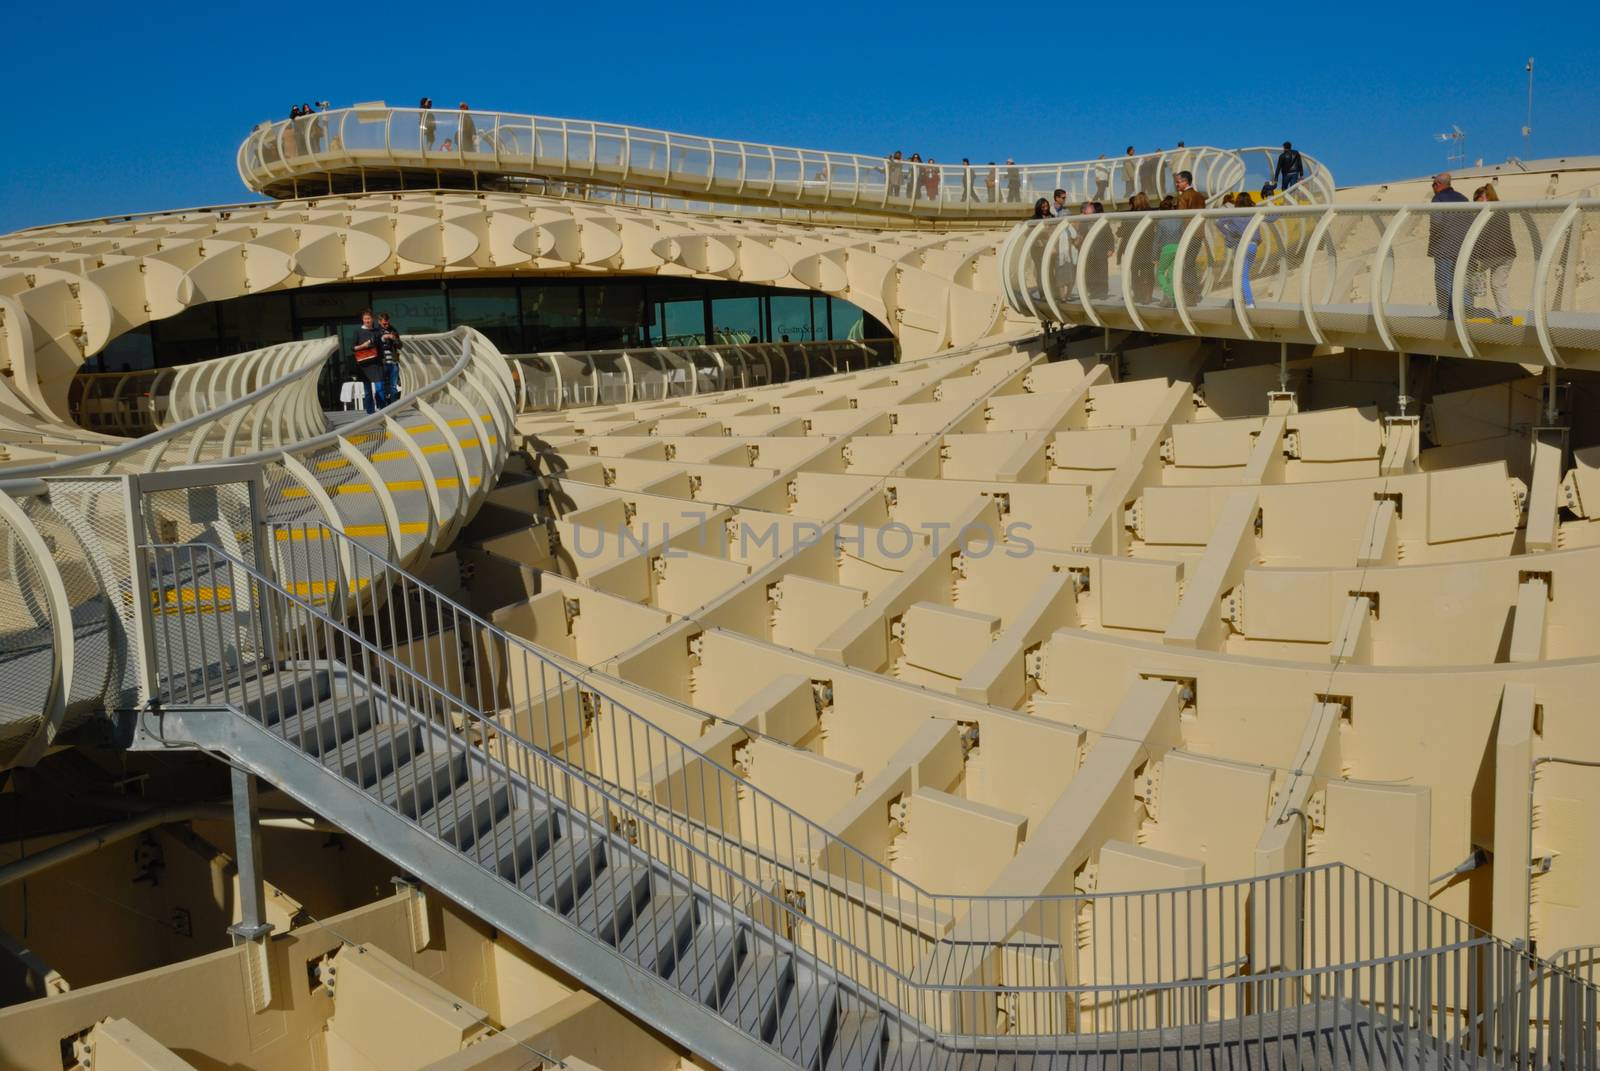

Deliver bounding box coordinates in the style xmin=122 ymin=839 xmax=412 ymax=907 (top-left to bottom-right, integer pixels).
xmin=374 ymin=750 xmax=467 ymax=818
xmin=824 ymin=1008 xmax=886 ymax=1071
xmin=240 ymin=668 xmax=330 ymax=728
xmin=569 ymin=854 xmax=652 ymax=947
xmin=721 ymin=941 xmax=793 ymax=1040
xmin=321 ymin=724 xmax=423 ymax=787
xmin=667 ymin=915 xmax=745 ymax=1008
xmin=616 ymin=885 xmax=698 ymax=975
xmin=418 ymin=777 xmax=511 ymax=849
xmin=775 ymin=975 xmax=839 ymax=1069
xmin=470 ymin=806 xmax=555 ymax=880
xmin=520 ymin=830 xmax=604 ymax=914
xmin=274 ymin=691 xmax=379 ymax=754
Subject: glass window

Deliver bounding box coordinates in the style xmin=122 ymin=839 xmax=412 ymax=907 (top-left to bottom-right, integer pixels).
xmin=585 ymin=282 xmax=646 ymax=349
xmin=647 ymin=278 xmax=706 ymax=347
xmin=830 ymin=298 xmax=866 ymax=341
xmin=152 ymin=304 xmax=222 ymax=364
xmin=710 ymin=296 xmax=761 ymax=344
xmin=95 ymin=326 xmax=154 ymax=372
xmin=768 ymin=294 xmax=816 ymax=342
xmin=218 ymin=293 xmax=292 ymax=353
xmin=448 ymin=286 xmax=519 ymax=350
xmin=293 ymin=288 xmax=371 ymax=322
xmin=520 ymin=285 xmax=584 ymax=351
xmin=374 ymin=287 xmax=448 ymax=334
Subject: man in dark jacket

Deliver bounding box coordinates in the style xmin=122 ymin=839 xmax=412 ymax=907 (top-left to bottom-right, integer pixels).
xmin=1273 ymin=142 xmax=1305 ymax=189
xmin=377 ymin=312 xmax=403 ymax=408
xmin=1428 ymin=173 xmax=1470 ymax=317
xmin=352 ymin=309 xmax=386 ymax=414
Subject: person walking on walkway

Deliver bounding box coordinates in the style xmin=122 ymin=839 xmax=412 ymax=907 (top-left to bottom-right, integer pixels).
xmin=420 ymin=97 xmax=437 ymax=150
xmin=1471 ymin=184 xmax=1515 ymax=321
xmin=1091 ymin=155 xmax=1111 ymax=203
xmin=1174 ymin=170 xmax=1206 ymax=210
xmin=1273 ymin=142 xmax=1305 ymax=190
xmin=1031 ymin=198 xmax=1053 ymax=220
xmin=377 ymin=312 xmax=404 ymax=407
xmin=1428 ymin=172 xmax=1470 ymax=317
xmin=352 ymin=310 xmax=386 ymax=415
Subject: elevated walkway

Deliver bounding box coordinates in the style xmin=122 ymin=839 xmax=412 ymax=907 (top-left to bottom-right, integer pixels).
xmin=237 ymin=105 xmax=1333 ymax=222
xmin=1001 ymin=198 xmax=1600 ymax=368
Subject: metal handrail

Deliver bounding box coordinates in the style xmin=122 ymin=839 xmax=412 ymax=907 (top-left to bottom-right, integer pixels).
xmin=143 ymin=533 xmax=1600 ymax=1058
xmin=236 ymin=106 xmax=1334 ymax=219
xmin=283 ymin=525 xmax=1575 ymax=966
xmin=505 ymin=338 xmax=898 ymax=412
xmin=999 ymin=197 xmax=1599 ymax=368
xmin=3 ymin=338 xmax=336 ymax=479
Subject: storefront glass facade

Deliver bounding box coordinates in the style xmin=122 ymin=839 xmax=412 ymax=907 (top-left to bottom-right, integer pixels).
xmin=90 ymin=277 xmax=887 ymax=373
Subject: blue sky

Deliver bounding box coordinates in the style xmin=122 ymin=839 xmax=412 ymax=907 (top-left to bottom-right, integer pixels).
xmin=2 ymin=2 xmax=1593 ymax=234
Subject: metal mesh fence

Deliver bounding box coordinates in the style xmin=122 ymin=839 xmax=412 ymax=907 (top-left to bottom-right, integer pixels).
xmin=1004 ymin=199 xmax=1600 ymax=369
xmin=0 ymin=509 xmax=51 ymax=759
xmin=43 ymin=479 xmax=141 ymax=713
xmin=18 ymin=495 xmax=114 ymax=727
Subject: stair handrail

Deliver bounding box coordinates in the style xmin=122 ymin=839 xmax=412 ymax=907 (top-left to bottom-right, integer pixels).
xmin=143 ymin=537 xmax=1598 ymax=1056
xmin=270 ymin=525 xmax=1589 ymax=991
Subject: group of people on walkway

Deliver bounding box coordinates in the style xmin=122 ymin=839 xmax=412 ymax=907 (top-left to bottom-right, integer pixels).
xmin=1024 ymin=164 xmax=1518 ymax=322
xmin=283 ymin=102 xmax=331 ymax=156
xmin=1428 ymin=173 xmax=1518 ymax=322
xmin=418 ymin=99 xmax=479 ymax=152
xmin=351 ymin=310 xmax=404 ymax=414
xmin=884 ymin=153 xmax=1027 ymax=203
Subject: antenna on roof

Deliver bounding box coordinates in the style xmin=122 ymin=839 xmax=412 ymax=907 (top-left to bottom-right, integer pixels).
xmin=1523 ymin=58 xmax=1534 ymax=160
xmin=1434 ymin=125 xmax=1466 ymax=169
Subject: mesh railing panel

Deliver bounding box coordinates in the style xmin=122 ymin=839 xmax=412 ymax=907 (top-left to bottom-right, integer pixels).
xmin=1005 ymin=201 xmax=1600 ymax=368
xmin=1546 ymin=206 xmax=1600 ymax=366
xmin=19 ymin=495 xmax=113 ymax=726
xmin=44 ymin=479 xmax=142 ymax=712
xmin=0 ymin=512 xmax=52 ymax=759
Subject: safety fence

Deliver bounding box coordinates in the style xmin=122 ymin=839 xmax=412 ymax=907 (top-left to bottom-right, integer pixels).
xmin=66 ymin=337 xmax=332 ymax=439
xmin=999 ymin=198 xmax=1600 ymax=367
xmin=104 ymin=478 xmax=1600 ymax=1065
xmin=237 ymin=105 xmax=1333 ymax=220
xmin=0 ymin=328 xmax=513 ymax=767
xmin=505 ymin=338 xmax=897 ymax=411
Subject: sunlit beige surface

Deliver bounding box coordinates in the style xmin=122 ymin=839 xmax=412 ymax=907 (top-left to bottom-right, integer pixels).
xmin=2 ymin=115 xmax=1600 ymax=1068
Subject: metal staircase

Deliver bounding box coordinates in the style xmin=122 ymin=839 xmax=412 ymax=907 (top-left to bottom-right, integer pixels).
xmin=136 ymin=543 xmax=889 ymax=1071
xmin=115 ymin=500 xmax=1600 ymax=1069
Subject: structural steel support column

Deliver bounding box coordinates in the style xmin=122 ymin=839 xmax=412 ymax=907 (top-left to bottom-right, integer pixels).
xmin=228 ymin=765 xmax=272 ymax=943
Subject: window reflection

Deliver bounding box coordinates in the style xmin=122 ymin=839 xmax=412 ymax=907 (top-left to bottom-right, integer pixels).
xmin=448 ymin=286 xmax=519 ymax=351
xmin=92 ymin=277 xmax=885 ymax=368
xmin=522 ymin=286 xmax=584 ymax=351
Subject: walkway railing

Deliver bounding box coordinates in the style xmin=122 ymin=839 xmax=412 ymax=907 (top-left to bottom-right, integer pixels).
xmin=237 ymin=105 xmax=1333 ymax=219
xmin=506 ymin=338 xmax=897 ymax=412
xmin=116 ymin=493 xmax=1600 ymax=1062
xmin=999 ymin=198 xmax=1600 ymax=368
xmin=0 ymin=328 xmax=514 ymax=768
xmin=66 ymin=338 xmax=332 ymax=440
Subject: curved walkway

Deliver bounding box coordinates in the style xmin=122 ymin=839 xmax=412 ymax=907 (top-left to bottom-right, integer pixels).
xmin=238 ymin=105 xmax=1334 ymax=220
xmin=1000 ymin=197 xmax=1600 ymax=368
xmin=0 ymin=327 xmax=514 ymax=768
